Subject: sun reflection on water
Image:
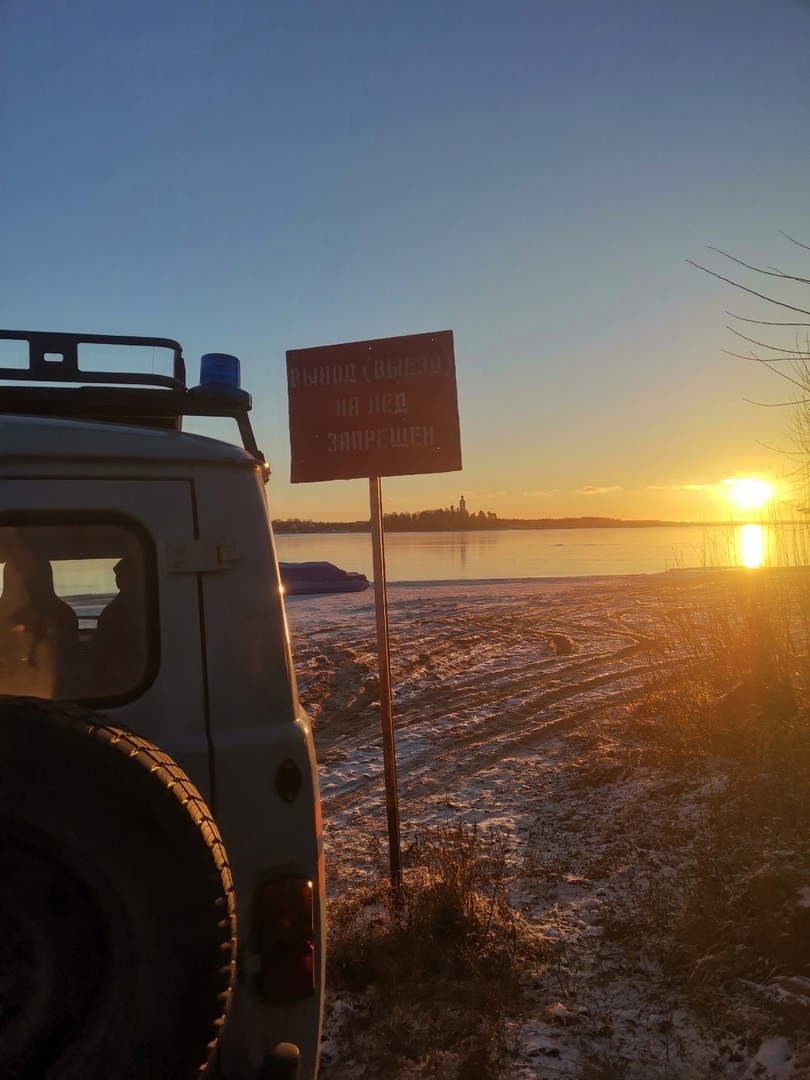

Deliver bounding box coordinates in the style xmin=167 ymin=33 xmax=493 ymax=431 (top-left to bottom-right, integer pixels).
xmin=739 ymin=523 xmax=765 ymax=569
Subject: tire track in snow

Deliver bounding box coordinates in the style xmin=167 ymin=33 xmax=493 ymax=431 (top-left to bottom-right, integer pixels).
xmin=287 ymin=578 xmax=668 ymax=820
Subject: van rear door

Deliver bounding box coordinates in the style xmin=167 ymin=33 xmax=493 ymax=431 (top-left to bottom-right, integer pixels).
xmin=0 ymin=478 xmax=213 ymax=800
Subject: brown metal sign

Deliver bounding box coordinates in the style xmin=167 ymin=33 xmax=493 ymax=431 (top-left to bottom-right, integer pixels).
xmin=286 ymin=330 xmax=462 ymax=482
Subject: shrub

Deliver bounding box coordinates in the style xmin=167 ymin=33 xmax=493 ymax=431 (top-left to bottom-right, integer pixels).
xmin=326 ymin=823 xmax=547 ymax=1079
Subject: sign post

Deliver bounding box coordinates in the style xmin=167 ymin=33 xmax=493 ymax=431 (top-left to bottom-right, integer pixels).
xmin=369 ymin=475 xmax=402 ymax=894
xmin=286 ymin=330 xmax=462 ymax=893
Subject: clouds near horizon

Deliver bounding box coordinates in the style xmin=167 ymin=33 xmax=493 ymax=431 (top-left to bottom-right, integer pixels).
xmin=646 ymin=483 xmax=717 ymax=492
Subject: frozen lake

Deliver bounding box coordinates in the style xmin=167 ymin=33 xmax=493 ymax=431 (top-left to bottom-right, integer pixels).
xmin=274 ymin=522 xmax=799 ymax=581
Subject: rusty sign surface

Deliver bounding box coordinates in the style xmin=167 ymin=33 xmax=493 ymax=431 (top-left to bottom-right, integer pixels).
xmin=286 ymin=329 xmax=462 ymax=482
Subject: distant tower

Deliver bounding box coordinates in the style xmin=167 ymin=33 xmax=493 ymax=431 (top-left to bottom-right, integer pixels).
xmin=459 ymin=494 xmax=467 ymax=515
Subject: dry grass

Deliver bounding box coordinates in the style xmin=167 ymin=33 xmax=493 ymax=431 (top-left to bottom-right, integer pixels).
xmin=325 ymin=823 xmax=548 ymax=1079
xmin=573 ymin=552 xmax=810 ymax=1039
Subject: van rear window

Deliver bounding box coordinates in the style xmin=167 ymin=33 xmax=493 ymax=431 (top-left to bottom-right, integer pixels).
xmin=0 ymin=523 xmax=153 ymax=701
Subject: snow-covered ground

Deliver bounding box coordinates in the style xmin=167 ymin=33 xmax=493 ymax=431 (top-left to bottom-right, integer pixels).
xmin=285 ymin=576 xmax=810 ymax=1080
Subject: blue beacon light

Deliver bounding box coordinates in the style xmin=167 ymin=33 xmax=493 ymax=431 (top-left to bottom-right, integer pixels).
xmin=196 ymin=352 xmax=250 ymax=403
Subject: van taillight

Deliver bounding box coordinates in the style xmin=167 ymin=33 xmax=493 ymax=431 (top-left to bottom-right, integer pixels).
xmin=253 ymin=878 xmax=315 ymax=1003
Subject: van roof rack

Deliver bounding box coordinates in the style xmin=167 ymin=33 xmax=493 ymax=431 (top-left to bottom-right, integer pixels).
xmin=0 ymin=329 xmax=268 ymax=474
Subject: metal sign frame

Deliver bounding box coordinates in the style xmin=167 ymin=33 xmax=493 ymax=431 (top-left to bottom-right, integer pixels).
xmin=286 ymin=329 xmax=461 ymax=484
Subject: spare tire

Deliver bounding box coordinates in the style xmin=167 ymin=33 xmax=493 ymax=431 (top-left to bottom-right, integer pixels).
xmin=0 ymin=697 xmax=237 ymax=1080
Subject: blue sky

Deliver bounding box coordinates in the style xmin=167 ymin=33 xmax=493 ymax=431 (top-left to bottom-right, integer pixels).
xmin=2 ymin=0 xmax=809 ymax=521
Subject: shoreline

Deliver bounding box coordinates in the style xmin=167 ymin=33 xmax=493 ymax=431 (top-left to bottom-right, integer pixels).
xmin=273 ymin=519 xmax=789 ymax=535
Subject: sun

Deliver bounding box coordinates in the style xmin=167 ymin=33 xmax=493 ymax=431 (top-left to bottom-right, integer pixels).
xmin=722 ymin=477 xmax=774 ymax=510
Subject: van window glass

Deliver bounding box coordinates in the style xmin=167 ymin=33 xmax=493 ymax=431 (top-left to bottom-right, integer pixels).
xmin=0 ymin=523 xmax=152 ymax=701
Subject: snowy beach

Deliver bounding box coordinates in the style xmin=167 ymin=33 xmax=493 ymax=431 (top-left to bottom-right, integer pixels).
xmin=285 ymin=575 xmax=810 ymax=1080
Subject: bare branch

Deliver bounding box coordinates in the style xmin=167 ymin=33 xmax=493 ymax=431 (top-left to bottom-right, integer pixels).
xmin=780 ymin=231 xmax=810 ymax=252
xmin=722 ymin=352 xmax=809 ymax=390
xmin=744 ymin=397 xmax=810 ymax=407
xmin=722 ymin=349 xmax=804 ymax=366
xmin=756 ymin=439 xmax=800 ymax=460
xmin=707 ymin=246 xmax=810 ymax=284
xmin=688 ymin=260 xmax=810 ymax=316
xmin=725 ymin=327 xmax=810 ymax=355
xmin=726 ymin=311 xmax=810 ymax=327
xmin=765 ymin=266 xmax=810 ymax=284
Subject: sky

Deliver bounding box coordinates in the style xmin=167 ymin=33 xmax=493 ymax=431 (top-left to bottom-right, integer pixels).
xmin=2 ymin=0 xmax=809 ymax=522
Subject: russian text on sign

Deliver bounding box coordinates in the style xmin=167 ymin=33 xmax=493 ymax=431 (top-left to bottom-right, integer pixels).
xmin=286 ymin=330 xmax=461 ymax=482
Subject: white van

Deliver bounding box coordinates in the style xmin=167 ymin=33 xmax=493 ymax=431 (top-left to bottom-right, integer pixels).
xmin=0 ymin=331 xmax=324 ymax=1080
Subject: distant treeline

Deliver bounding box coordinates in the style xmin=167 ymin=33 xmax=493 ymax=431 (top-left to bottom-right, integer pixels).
xmin=272 ymin=511 xmax=692 ymax=533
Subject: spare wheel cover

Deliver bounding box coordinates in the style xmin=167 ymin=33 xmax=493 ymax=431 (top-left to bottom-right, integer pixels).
xmin=0 ymin=697 xmax=237 ymax=1080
